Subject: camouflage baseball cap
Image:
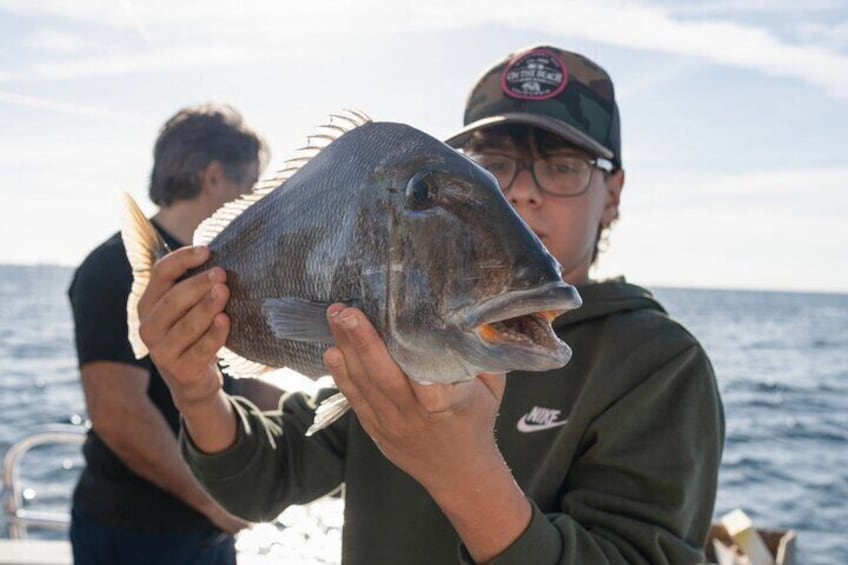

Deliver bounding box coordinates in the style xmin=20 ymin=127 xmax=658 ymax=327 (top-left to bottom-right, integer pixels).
xmin=445 ymin=45 xmax=622 ymax=169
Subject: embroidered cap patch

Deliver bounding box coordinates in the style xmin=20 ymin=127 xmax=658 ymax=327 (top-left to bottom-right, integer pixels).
xmin=501 ymin=49 xmax=568 ymax=101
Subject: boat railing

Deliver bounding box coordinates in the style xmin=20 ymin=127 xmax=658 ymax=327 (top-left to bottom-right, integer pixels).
xmin=0 ymin=423 xmax=345 ymax=562
xmin=1 ymin=425 xmax=85 ymax=540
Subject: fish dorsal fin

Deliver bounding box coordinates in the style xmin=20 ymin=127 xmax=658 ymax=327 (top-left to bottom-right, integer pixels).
xmin=193 ymin=109 xmax=373 ymax=246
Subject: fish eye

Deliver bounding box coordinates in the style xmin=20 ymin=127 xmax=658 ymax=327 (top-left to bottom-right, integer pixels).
xmin=405 ymin=170 xmax=439 ymax=210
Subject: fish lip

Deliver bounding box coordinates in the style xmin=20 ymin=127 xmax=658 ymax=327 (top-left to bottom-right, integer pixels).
xmin=455 ymin=280 xmax=582 ymax=331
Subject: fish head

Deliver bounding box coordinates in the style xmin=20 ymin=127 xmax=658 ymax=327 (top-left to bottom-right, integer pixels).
xmin=366 ymin=125 xmax=582 ymax=383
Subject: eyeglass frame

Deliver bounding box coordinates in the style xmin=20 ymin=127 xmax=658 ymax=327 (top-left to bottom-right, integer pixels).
xmin=467 ymin=151 xmax=615 ymax=198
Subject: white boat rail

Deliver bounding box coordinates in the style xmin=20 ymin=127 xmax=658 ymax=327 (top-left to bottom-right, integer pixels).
xmin=0 ymin=424 xmax=344 ymax=563
xmin=1 ymin=425 xmax=85 ymax=540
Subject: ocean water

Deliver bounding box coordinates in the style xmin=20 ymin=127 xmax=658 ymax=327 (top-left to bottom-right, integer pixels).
xmin=0 ymin=264 xmax=845 ymax=564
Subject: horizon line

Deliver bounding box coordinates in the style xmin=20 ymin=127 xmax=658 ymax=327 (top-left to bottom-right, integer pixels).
xmin=2 ymin=261 xmax=845 ymax=297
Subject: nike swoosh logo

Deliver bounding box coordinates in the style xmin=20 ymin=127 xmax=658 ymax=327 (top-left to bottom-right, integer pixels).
xmin=516 ymin=416 xmax=568 ymax=433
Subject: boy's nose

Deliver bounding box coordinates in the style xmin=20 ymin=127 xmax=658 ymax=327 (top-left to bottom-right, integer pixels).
xmin=507 ymin=167 xmax=542 ymax=206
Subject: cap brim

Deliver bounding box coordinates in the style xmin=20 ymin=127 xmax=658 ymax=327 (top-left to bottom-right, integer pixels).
xmin=444 ymin=112 xmax=614 ymax=162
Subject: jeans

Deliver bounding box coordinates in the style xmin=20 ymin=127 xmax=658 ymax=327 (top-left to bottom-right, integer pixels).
xmin=70 ymin=508 xmax=237 ymax=565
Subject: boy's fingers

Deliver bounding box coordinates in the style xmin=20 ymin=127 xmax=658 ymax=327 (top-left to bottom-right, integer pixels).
xmin=182 ymin=312 xmax=230 ymax=367
xmin=325 ymin=306 xmax=372 ymax=405
xmin=323 ymin=346 xmax=377 ymax=426
xmin=138 ymin=246 xmax=218 ymax=315
xmin=329 ymin=307 xmax=410 ymax=411
xmin=165 ymin=282 xmax=230 ymax=358
xmin=139 ymin=268 xmax=227 ymax=350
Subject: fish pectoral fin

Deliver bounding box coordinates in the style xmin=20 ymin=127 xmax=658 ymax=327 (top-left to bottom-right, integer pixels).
xmin=262 ymin=297 xmax=336 ymax=342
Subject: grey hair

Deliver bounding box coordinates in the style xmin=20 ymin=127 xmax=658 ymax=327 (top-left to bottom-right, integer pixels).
xmin=149 ymin=103 xmax=269 ymax=206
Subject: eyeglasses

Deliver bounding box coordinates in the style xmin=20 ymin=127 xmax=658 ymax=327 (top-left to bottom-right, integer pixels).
xmin=468 ymin=152 xmax=613 ymax=197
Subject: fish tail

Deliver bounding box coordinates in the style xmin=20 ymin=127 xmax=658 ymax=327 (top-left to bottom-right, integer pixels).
xmin=305 ymin=392 xmax=350 ymax=436
xmin=121 ymin=192 xmax=170 ymax=359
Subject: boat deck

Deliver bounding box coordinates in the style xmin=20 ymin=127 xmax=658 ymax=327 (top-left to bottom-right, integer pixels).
xmin=0 ymin=539 xmax=71 ymax=565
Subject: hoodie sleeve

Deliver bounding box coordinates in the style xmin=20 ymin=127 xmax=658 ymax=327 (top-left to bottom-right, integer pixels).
xmin=460 ymin=342 xmax=725 ymax=564
xmin=179 ymin=390 xmax=347 ymax=522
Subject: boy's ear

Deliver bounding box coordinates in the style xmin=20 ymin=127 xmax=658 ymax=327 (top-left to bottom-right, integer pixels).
xmin=602 ymin=169 xmax=624 ymax=228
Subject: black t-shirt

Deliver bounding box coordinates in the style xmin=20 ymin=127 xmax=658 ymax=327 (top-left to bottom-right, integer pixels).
xmin=68 ymin=225 xmax=234 ymax=530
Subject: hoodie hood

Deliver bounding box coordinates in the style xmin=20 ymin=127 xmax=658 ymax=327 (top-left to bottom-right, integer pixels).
xmin=554 ymin=277 xmax=666 ymax=328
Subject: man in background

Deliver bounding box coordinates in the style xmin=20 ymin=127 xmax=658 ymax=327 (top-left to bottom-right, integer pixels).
xmin=68 ymin=103 xmax=281 ymax=564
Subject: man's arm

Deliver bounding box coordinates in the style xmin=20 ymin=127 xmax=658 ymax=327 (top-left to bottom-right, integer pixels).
xmin=80 ymin=359 xmax=248 ymax=533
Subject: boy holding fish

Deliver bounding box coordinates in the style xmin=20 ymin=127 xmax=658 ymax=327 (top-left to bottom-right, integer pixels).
xmin=135 ymin=46 xmax=724 ymax=564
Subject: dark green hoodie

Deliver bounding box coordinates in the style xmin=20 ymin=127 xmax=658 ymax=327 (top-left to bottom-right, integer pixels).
xmin=182 ymin=279 xmax=724 ymax=564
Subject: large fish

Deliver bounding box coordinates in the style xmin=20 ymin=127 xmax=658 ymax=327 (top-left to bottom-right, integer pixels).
xmin=122 ymin=110 xmax=582 ymax=434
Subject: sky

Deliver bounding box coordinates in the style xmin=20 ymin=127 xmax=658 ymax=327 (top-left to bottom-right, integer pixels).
xmin=0 ymin=0 xmax=846 ymax=293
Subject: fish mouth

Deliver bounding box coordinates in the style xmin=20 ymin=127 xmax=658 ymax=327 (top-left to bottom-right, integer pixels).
xmin=476 ymin=310 xmax=562 ymax=351
xmin=455 ymin=281 xmax=582 ymax=368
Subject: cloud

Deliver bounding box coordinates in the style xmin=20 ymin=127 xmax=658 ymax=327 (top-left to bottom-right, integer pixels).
xmin=592 ymin=164 xmax=848 ymax=292
xmin=598 ymin=206 xmax=847 ymax=292
xmin=667 ymin=0 xmax=844 ymax=17
xmin=23 ymin=30 xmax=99 ymax=54
xmin=596 ymin=166 xmax=848 ymax=292
xmin=0 ymin=1 xmax=132 ymax=30
xmin=3 ymin=1 xmax=847 ymax=98
xmin=797 ymin=20 xmax=848 ymax=49
xmin=498 ymin=1 xmax=848 ymax=99
xmin=641 ymin=167 xmax=848 ymax=197
xmin=626 ymin=167 xmax=848 ymax=222
xmin=0 ymin=71 xmax=22 ymax=82
xmin=30 ymin=44 xmax=260 ymax=80
xmin=115 ymin=0 xmax=152 ymax=43
xmin=0 ymin=90 xmax=149 ymax=124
